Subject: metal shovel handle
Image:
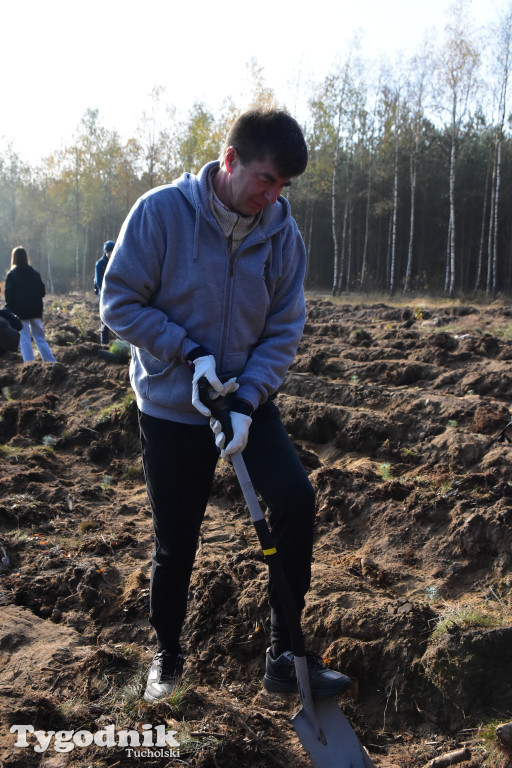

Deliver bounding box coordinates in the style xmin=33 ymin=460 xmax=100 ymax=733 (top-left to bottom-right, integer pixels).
xmin=198 ymin=377 xmax=307 ymax=659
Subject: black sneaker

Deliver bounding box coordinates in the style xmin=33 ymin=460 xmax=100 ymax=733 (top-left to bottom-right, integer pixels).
xmin=263 ymin=648 xmax=352 ymax=699
xmin=144 ymin=651 xmax=184 ymax=702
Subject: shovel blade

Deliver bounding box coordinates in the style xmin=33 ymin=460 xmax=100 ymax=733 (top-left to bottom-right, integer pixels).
xmin=292 ymin=698 xmax=375 ymax=768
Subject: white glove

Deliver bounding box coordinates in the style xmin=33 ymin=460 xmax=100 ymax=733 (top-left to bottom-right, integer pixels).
xmin=191 ymin=355 xmax=238 ymax=417
xmin=210 ymin=411 xmax=252 ymax=459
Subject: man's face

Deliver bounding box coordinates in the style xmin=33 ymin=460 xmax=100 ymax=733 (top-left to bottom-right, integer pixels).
xmin=224 ymin=148 xmax=291 ymax=216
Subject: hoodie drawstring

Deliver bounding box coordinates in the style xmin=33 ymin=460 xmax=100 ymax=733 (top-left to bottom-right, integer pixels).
xmin=192 ymin=207 xmax=201 ymax=262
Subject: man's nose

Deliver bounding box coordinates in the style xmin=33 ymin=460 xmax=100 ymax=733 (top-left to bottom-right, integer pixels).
xmin=264 ymin=186 xmax=280 ymax=204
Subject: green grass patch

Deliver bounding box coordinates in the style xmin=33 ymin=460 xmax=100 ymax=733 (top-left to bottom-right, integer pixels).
xmin=378 ymin=462 xmax=393 ymax=480
xmin=123 ymin=462 xmax=144 ymax=483
xmin=100 ymin=475 xmax=114 ymax=490
xmin=98 ymin=392 xmax=135 ymax=423
xmin=78 ymin=519 xmax=99 ymax=534
xmin=71 ymin=304 xmax=92 ymax=338
xmin=431 ymin=601 xmax=506 ymax=639
xmin=0 ymin=444 xmax=22 ymax=456
xmin=109 ymin=339 xmax=131 ymax=359
xmin=491 ymin=325 xmax=512 ymax=341
xmin=2 ymin=386 xmax=13 ymax=401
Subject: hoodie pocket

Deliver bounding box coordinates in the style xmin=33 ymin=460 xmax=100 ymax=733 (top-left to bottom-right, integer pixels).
xmin=132 ymin=349 xmax=179 ymax=400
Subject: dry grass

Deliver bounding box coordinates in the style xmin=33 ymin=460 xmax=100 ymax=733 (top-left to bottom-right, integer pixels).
xmin=305 ymin=289 xmax=509 ymax=309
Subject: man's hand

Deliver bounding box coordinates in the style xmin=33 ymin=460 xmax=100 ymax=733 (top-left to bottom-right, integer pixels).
xmin=191 ymin=355 xmax=238 ymax=417
xmin=210 ymin=411 xmax=252 ymax=458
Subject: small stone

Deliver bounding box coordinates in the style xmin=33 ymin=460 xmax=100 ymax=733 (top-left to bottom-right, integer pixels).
xmin=496 ymin=722 xmax=512 ymax=748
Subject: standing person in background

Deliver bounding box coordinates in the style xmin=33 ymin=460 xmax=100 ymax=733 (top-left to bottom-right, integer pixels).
xmin=4 ymin=246 xmax=56 ymax=363
xmin=95 ymin=241 xmax=115 ymax=346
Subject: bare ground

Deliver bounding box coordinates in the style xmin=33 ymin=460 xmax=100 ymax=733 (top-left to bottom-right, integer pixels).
xmin=1 ymin=293 xmax=512 ymax=768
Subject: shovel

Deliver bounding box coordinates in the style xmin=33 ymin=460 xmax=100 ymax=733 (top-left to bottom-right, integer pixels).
xmin=199 ymin=380 xmax=376 ymax=768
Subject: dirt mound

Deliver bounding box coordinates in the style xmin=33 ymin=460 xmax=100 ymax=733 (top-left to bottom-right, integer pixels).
xmin=1 ymin=293 xmax=511 ymax=767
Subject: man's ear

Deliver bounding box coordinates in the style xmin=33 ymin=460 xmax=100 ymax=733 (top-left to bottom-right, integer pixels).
xmin=224 ymin=147 xmax=238 ymax=174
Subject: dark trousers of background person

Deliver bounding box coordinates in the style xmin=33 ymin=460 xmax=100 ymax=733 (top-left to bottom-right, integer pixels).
xmin=100 ymin=320 xmax=111 ymax=346
xmin=139 ymin=399 xmax=316 ymax=657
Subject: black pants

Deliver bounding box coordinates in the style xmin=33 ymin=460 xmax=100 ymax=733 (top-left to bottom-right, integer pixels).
xmin=100 ymin=321 xmax=110 ymax=345
xmin=139 ymin=400 xmax=316 ymax=656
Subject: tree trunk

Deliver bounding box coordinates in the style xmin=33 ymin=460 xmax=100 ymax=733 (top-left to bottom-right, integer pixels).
xmin=82 ymin=222 xmax=89 ymax=292
xmin=492 ymin=134 xmax=502 ymax=297
xmin=337 ymin=196 xmax=348 ymax=294
xmin=75 ymin=244 xmax=80 ymax=292
xmin=345 ymin=202 xmax=353 ymax=291
xmin=389 ymin=133 xmax=399 ymax=296
xmin=508 ymin=234 xmax=512 ymax=292
xmin=448 ymin=139 xmax=456 ymax=298
xmin=473 ymin=154 xmax=491 ymax=295
xmin=304 ymin=199 xmax=314 ymax=286
xmin=331 ymin=139 xmax=340 ymax=296
xmin=486 ymin=160 xmax=496 ymax=296
xmin=360 ymin=162 xmax=372 ymax=289
xmin=45 ymin=222 xmax=54 ymax=295
xmin=386 ymin=213 xmax=393 ymax=292
xmin=404 ymin=144 xmax=417 ymax=293
xmin=444 ymin=215 xmax=452 ymax=294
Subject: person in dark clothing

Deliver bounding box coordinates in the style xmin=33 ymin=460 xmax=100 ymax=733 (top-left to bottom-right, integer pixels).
xmin=101 ymin=107 xmax=352 ymax=703
xmin=0 ymin=309 xmax=22 ymax=356
xmin=4 ymin=247 xmax=55 ymax=363
xmin=95 ymin=241 xmax=115 ymax=346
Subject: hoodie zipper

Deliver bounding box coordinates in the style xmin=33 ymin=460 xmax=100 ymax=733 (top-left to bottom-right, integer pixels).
xmin=219 ymin=233 xmax=235 ymax=371
xmin=217 ymin=226 xmax=273 ymax=374
xmin=228 ymin=234 xmax=235 ymax=276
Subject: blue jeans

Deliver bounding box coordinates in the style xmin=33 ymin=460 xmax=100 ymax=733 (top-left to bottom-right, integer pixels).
xmin=139 ymin=400 xmax=316 ymax=656
xmin=19 ymin=318 xmax=56 ymax=362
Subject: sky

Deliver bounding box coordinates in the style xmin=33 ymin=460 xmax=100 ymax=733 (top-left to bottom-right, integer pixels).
xmin=1 ymin=0 xmax=507 ymax=165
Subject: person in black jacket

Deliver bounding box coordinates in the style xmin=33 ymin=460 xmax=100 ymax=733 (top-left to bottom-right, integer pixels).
xmin=94 ymin=240 xmax=115 ymax=345
xmin=0 ymin=309 xmax=21 ymax=356
xmin=4 ymin=246 xmax=56 ymax=362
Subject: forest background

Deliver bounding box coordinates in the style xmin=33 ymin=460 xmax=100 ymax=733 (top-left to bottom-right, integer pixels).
xmin=2 ymin=2 xmax=512 ymax=299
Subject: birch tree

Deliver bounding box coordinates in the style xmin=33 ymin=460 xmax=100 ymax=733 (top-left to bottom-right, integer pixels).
xmin=245 ymin=57 xmax=276 ymax=108
xmin=33 ymin=162 xmax=59 ymax=294
xmin=359 ymin=82 xmax=380 ymax=290
xmin=309 ymin=45 xmax=364 ymax=295
xmin=389 ymin=83 xmax=401 ymax=296
xmin=473 ymin=148 xmax=491 ymax=294
xmin=434 ymin=0 xmax=480 ymax=298
xmin=135 ymin=86 xmax=178 ymax=187
xmin=488 ymin=6 xmax=512 ymax=296
xmin=309 ymin=76 xmax=342 ymax=294
xmin=403 ymin=47 xmax=430 ymax=293
xmin=0 ymin=146 xmax=29 ymax=244
xmin=374 ymin=78 xmax=402 ymax=293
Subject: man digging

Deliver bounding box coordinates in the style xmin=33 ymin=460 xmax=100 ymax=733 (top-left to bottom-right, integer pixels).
xmin=100 ymin=106 xmax=351 ymax=703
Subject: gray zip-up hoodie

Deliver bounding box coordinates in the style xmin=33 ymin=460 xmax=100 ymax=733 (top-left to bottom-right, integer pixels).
xmin=100 ymin=161 xmax=307 ymax=424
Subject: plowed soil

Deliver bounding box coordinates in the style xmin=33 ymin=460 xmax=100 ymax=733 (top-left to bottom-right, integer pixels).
xmin=1 ymin=294 xmax=512 ymax=768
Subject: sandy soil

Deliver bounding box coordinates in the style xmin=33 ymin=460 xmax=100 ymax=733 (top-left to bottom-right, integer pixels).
xmin=1 ymin=293 xmax=511 ymax=768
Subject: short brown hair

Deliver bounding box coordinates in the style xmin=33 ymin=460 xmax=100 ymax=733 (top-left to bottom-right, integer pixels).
xmin=11 ymin=246 xmax=28 ymax=267
xmin=222 ymin=107 xmax=308 ymax=179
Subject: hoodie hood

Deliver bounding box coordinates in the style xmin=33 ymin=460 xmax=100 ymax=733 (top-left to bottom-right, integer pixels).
xmin=174 ymin=161 xmax=291 ymax=261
